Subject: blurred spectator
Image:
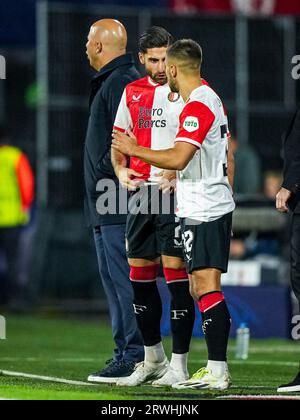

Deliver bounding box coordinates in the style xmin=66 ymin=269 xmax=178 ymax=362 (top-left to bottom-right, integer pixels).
xmin=171 ymin=0 xmax=300 ymax=15
xmin=264 ymin=171 xmax=282 ymax=201
xmin=230 ymin=171 xmax=285 ymax=261
xmin=233 ymin=0 xmax=300 ymax=15
xmin=231 ymin=136 xmax=261 ymax=195
xmin=230 ymin=237 xmax=247 ymax=260
xmin=230 ymin=229 xmax=282 ymax=261
xmin=171 ymin=0 xmax=231 ymax=13
xmin=0 ymin=126 xmax=34 ymax=305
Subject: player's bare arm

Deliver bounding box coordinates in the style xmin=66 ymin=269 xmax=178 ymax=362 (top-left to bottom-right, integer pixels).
xmin=112 ymin=146 xmax=144 ymax=191
xmin=111 ymin=146 xmax=127 ymax=177
xmin=112 ymin=130 xmax=197 ymax=171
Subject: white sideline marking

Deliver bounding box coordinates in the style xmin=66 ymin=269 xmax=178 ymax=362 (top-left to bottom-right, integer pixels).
xmin=193 ymin=344 xmax=300 ymax=354
xmin=217 ymin=395 xmax=300 ymax=400
xmin=0 ymin=358 xmax=39 ymax=362
xmin=0 ymin=357 xmax=298 ymax=369
xmin=231 ymin=385 xmax=274 ymax=389
xmin=0 ymin=370 xmax=97 ymax=387
xmin=190 ymin=360 xmax=299 ymax=367
xmin=0 ymin=357 xmax=96 ymax=363
xmin=238 ymin=347 xmax=300 ymax=354
xmin=229 ymin=361 xmax=299 ymax=367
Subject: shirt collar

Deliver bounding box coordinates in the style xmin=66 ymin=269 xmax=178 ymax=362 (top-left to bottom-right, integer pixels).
xmin=93 ymin=53 xmax=135 ymax=81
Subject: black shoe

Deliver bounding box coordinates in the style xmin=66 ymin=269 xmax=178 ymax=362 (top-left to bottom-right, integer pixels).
xmin=278 ymin=371 xmax=300 ymax=393
xmin=87 ymin=359 xmax=136 ymax=384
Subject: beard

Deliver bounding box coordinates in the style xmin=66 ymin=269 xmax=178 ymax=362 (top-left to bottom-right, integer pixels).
xmin=145 ymin=68 xmax=167 ymax=86
xmin=168 ymin=76 xmax=179 ymax=93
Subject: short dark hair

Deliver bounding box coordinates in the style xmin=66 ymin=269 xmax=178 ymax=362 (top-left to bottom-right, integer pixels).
xmin=167 ymin=39 xmax=203 ymax=71
xmin=139 ymin=26 xmax=173 ymax=54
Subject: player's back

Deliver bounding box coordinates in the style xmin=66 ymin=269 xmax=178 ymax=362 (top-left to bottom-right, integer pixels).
xmin=175 ymin=84 xmax=235 ymax=222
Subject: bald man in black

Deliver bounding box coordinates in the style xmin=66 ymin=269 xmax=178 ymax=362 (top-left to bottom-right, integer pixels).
xmin=84 ymin=19 xmax=144 ymax=384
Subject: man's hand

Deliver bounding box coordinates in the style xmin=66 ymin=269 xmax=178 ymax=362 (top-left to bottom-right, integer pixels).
xmin=155 ymin=170 xmax=177 ymax=193
xmin=276 ymin=187 xmax=292 ymax=213
xmin=112 ymin=129 xmax=138 ymax=157
xmin=118 ymin=167 xmax=144 ymax=191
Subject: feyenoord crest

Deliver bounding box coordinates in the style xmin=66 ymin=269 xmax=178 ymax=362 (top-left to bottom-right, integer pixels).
xmin=168 ymin=92 xmax=180 ymax=103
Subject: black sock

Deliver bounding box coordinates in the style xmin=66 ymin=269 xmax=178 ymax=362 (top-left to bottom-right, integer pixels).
xmin=201 ymin=300 xmax=231 ymax=361
xmin=131 ymin=281 xmax=162 ymax=347
xmin=167 ymin=282 xmax=195 ymax=354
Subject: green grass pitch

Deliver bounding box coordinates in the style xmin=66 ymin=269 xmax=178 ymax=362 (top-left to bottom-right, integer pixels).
xmin=0 ymin=315 xmax=299 ymax=400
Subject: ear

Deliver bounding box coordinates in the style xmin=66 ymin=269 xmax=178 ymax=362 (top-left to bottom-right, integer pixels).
xmin=139 ymin=52 xmax=145 ymax=65
xmin=95 ymin=41 xmax=102 ymax=55
xmin=170 ymin=64 xmax=177 ymax=78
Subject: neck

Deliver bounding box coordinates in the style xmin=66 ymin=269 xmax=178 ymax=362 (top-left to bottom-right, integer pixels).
xmin=96 ymin=50 xmax=126 ymax=71
xmin=179 ymin=76 xmax=203 ymax=102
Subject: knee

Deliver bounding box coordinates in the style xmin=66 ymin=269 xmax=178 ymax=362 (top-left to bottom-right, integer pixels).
xmin=162 ymin=256 xmax=185 ymax=271
xmin=189 ymin=269 xmax=222 ymax=301
xmin=190 ymin=284 xmax=205 ymax=301
xmin=190 ymin=276 xmax=212 ymax=301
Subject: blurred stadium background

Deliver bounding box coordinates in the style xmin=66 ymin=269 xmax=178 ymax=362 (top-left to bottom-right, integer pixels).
xmin=1 ymin=0 xmax=300 ymax=339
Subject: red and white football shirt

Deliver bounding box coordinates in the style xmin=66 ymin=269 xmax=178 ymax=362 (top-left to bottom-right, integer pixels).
xmin=175 ymin=84 xmax=235 ymax=222
xmin=114 ymin=76 xmax=184 ymax=182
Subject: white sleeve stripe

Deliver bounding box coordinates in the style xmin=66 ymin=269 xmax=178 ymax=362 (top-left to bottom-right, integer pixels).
xmin=175 ymin=137 xmax=201 ymax=149
xmin=114 ymin=89 xmax=132 ymax=132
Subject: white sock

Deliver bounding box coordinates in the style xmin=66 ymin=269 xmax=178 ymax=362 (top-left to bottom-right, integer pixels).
xmin=144 ymin=342 xmax=166 ymax=364
xmin=207 ymin=360 xmax=228 ymax=377
xmin=170 ymin=353 xmax=188 ymax=374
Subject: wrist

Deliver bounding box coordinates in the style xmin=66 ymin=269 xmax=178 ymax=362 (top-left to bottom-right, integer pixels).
xmin=282 ymin=187 xmax=292 ymax=195
xmin=281 ymin=183 xmax=294 ymax=194
xmin=131 ymin=145 xmax=139 ymax=158
xmin=115 ymin=164 xmax=125 ymax=179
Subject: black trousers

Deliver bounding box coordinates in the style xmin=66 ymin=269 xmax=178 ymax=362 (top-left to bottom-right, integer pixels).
xmin=0 ymin=227 xmax=21 ymax=303
xmin=291 ymin=214 xmax=300 ymax=311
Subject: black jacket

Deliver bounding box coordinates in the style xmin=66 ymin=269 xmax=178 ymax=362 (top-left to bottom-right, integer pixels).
xmin=84 ymin=53 xmax=140 ymax=227
xmin=282 ymin=105 xmax=300 ymax=213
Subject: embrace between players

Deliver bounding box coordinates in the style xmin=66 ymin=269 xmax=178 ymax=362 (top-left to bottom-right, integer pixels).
xmin=111 ymin=26 xmax=235 ymax=391
xmin=86 ymin=22 xmax=235 ymax=391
